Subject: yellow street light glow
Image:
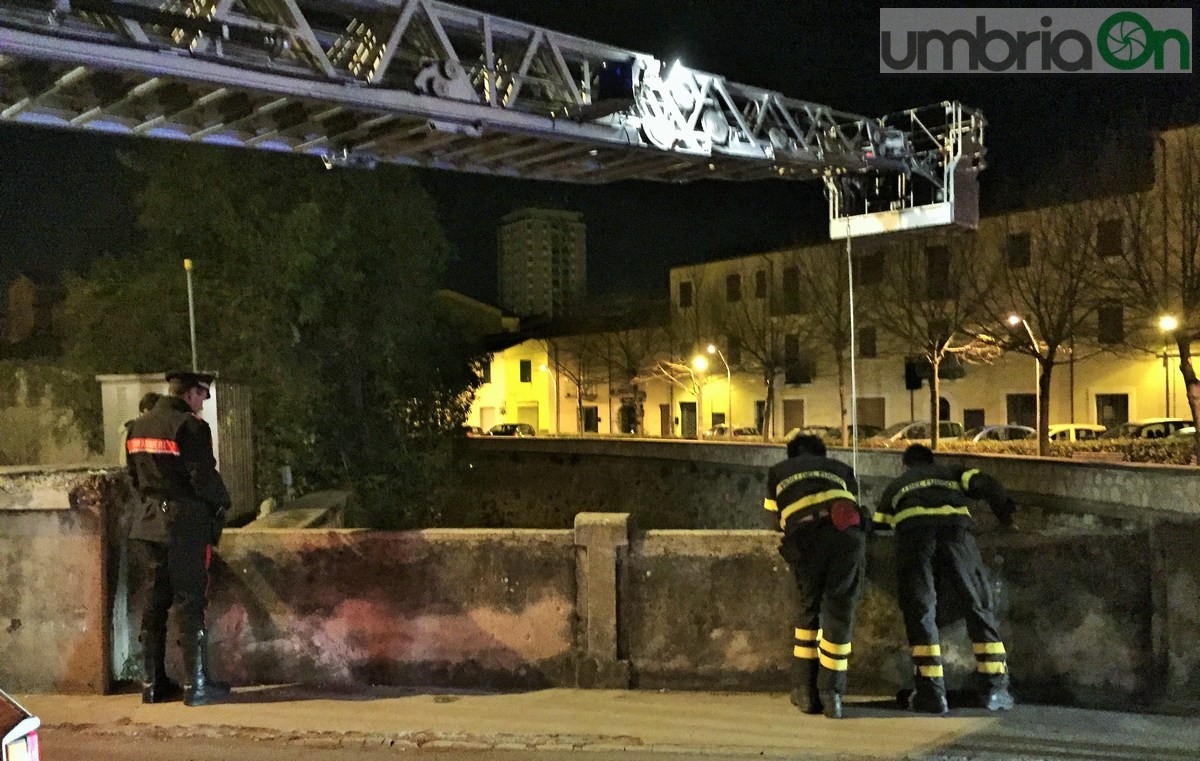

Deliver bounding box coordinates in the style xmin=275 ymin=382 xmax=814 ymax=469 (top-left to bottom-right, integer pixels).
xmin=539 ymin=364 xmax=548 ymax=371
xmin=1007 ymin=314 xmax=1021 ymax=326
xmin=1159 ymin=315 xmax=1179 ymax=332
xmin=706 ymin=344 xmax=717 ymax=354
xmin=692 ymin=355 xmax=708 ymax=372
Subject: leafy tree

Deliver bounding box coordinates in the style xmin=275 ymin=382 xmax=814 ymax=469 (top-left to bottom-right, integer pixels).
xmin=58 ymin=144 xmax=483 ymax=527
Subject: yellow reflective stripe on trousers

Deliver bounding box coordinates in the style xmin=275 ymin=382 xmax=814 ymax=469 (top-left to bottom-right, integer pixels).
xmin=794 ymin=628 xmax=821 ymax=640
xmin=891 ymin=504 xmax=972 ymax=526
xmin=918 ymin=664 xmax=944 ymax=677
xmin=977 ymin=661 xmax=1008 ymax=674
xmin=820 ymin=639 xmax=852 ymax=656
xmin=819 ymin=652 xmax=849 ymax=671
xmin=794 ymin=646 xmax=819 ymax=659
xmin=911 ymin=644 xmax=942 ymax=657
xmin=961 ymin=469 xmax=980 ymax=491
xmin=779 ymin=489 xmax=857 ymax=527
xmin=764 ymin=498 xmax=778 ymax=512
xmin=973 ymin=642 xmax=1006 ymax=655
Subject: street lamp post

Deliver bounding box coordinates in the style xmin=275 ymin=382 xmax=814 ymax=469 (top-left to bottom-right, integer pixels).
xmin=1008 ymin=315 xmax=1041 ymax=444
xmin=538 ymin=364 xmax=558 ymax=434
xmin=1159 ymin=315 xmax=1179 ymax=417
xmin=707 ymin=344 xmax=732 ymax=430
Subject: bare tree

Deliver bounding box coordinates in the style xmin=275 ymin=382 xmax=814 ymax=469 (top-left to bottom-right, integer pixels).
xmin=598 ymin=323 xmax=670 ymax=435
xmin=975 ymin=201 xmax=1111 ymax=455
xmin=867 ymin=232 xmax=997 ymax=449
xmin=791 ymin=244 xmax=856 ymax=444
xmin=545 ymin=333 xmax=606 ymax=434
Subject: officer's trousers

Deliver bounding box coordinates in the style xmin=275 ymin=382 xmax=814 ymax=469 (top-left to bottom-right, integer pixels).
xmin=895 ymin=524 xmax=1008 ymax=690
xmin=783 ymin=521 xmax=867 ymax=694
xmin=131 ymin=500 xmax=213 ymax=646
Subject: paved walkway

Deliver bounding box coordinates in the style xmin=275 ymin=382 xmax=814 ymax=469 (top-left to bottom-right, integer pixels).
xmin=16 ymin=687 xmax=1200 ymax=760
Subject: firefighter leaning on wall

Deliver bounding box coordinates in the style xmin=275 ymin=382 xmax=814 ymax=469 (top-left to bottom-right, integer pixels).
xmin=874 ymin=443 xmax=1017 ymax=714
xmin=765 ymin=434 xmax=870 ymax=719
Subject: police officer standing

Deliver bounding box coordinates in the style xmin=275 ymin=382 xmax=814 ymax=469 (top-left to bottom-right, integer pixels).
xmin=874 ymin=444 xmax=1016 ymax=714
xmin=765 ymin=434 xmax=868 ymax=719
xmin=126 ymin=370 xmax=231 ymax=707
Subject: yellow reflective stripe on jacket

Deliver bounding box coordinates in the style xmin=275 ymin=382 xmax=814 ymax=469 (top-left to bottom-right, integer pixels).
xmin=972 ymin=642 xmax=1006 ymax=655
xmin=891 ymin=478 xmax=963 ymax=509
xmin=912 ymin=644 xmax=942 ymax=657
xmin=776 ymin=470 xmax=849 ymax=498
xmin=891 ymin=504 xmax=973 ymax=527
xmin=764 ymin=498 xmax=778 ymax=512
xmin=961 ymin=468 xmax=981 ymax=491
xmin=779 ymin=489 xmax=857 ymax=527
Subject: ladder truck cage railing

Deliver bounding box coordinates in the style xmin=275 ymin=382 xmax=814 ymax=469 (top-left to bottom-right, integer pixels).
xmin=0 ymin=0 xmax=985 ymax=236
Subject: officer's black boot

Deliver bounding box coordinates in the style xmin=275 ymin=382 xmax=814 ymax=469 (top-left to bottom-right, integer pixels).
xmin=977 ymin=673 xmax=1014 ymax=711
xmin=788 ymin=659 xmax=822 ymax=714
xmin=909 ymin=676 xmax=949 ymax=714
xmin=140 ymin=629 xmax=181 ymax=703
xmin=819 ymin=691 xmax=842 ymax=719
xmin=183 ymin=629 xmax=231 ymax=707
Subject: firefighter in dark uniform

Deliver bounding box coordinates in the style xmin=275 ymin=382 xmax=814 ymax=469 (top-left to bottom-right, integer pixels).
xmin=765 ymin=434 xmax=868 ymax=719
xmin=126 ymin=370 xmax=231 ymax=707
xmin=874 ymin=444 xmax=1016 ymax=714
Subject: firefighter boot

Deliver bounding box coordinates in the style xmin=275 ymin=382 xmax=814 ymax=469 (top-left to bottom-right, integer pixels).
xmin=788 ymin=659 xmax=822 ymax=714
xmin=183 ymin=629 xmax=231 ymax=707
xmin=977 ymin=672 xmax=1015 ymax=711
xmin=819 ymin=691 xmax=842 ymax=719
xmin=140 ymin=629 xmax=181 ymax=704
xmin=909 ymin=676 xmax=949 ymax=714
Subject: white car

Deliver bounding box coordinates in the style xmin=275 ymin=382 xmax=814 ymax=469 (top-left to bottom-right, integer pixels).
xmin=1 ymin=688 xmax=40 ymax=761
xmin=963 ymin=424 xmax=1035 ymax=442
xmin=1100 ymin=418 xmax=1193 ymax=439
xmin=1047 ymin=423 xmax=1108 ymax=442
xmin=875 ymin=420 xmax=965 ymax=443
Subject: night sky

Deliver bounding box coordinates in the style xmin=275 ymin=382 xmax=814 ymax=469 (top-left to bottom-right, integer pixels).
xmin=1 ymin=0 xmax=1197 ymax=303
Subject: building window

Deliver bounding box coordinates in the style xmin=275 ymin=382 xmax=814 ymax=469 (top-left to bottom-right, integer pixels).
xmin=783 ymin=335 xmax=814 ymax=384
xmin=481 ymin=359 xmax=492 ymax=384
xmin=926 ymin=245 xmax=952 ymax=300
xmin=519 ymin=359 xmax=532 ymax=382
xmin=728 ymin=336 xmax=742 ymax=365
xmin=678 ymin=280 xmax=693 ymax=308
xmin=726 ymin=273 xmax=742 ymax=302
xmin=1097 ymin=219 xmax=1122 ymax=259
xmin=754 ymin=269 xmax=767 ymax=299
xmin=1005 ymin=232 xmax=1031 ymax=268
xmin=856 ymin=251 xmax=884 ymax=286
xmin=781 ymin=266 xmax=801 ymax=312
xmin=858 ymin=326 xmax=877 ymax=358
xmin=1098 ymin=303 xmax=1124 ymax=344
xmin=1095 ymin=393 xmax=1128 ymax=429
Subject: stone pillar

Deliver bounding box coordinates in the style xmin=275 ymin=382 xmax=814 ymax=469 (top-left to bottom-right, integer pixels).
xmin=573 ymin=512 xmax=631 ymax=688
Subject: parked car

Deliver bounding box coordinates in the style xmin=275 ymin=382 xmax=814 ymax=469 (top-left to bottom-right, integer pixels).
xmin=963 ymin=424 xmax=1036 ymax=442
xmin=873 ymin=420 xmax=964 ymax=444
xmin=1 ymin=688 xmax=40 ymax=761
xmin=1047 ymin=423 xmax=1108 ymax=442
xmin=461 ymin=425 xmax=485 ymax=437
xmin=704 ymin=425 xmax=761 ymax=439
xmin=488 ymin=423 xmax=536 ymax=437
xmin=1099 ymin=418 xmax=1193 ymax=439
xmin=1170 ymin=425 xmax=1196 ymax=438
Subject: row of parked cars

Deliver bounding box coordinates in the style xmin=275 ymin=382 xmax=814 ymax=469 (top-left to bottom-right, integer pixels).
xmin=790 ymin=417 xmax=1195 ymax=445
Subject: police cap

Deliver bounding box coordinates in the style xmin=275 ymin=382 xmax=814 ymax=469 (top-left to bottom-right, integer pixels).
xmin=165 ymin=370 xmax=215 ymax=399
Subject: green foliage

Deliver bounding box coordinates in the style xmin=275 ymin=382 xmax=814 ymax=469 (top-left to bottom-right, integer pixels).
xmin=57 ymin=144 xmax=484 ymax=526
xmin=931 ymin=436 xmax=1197 ymax=464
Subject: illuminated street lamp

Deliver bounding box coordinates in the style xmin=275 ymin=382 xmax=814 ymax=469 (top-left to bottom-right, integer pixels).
xmin=707 ymin=344 xmax=732 ymax=430
xmin=1159 ymin=315 xmax=1179 ymax=416
xmin=1008 ymin=314 xmax=1041 ymax=443
xmin=539 ymin=364 xmax=558 ymax=434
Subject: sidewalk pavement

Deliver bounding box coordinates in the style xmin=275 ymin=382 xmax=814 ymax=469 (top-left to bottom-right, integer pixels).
xmin=16 ymin=686 xmax=1200 ymax=760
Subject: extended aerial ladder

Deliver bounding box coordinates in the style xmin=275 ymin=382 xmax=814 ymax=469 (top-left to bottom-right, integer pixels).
xmin=0 ymin=0 xmax=985 ymax=238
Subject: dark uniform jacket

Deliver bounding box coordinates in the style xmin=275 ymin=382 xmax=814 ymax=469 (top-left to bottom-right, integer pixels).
xmin=765 ymin=454 xmax=862 ymax=534
xmin=126 ymin=395 xmax=230 ymax=543
xmin=873 ymin=463 xmax=1015 ymax=535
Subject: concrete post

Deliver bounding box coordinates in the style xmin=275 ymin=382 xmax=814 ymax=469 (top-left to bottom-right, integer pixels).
xmin=573 ymin=512 xmax=631 ymax=688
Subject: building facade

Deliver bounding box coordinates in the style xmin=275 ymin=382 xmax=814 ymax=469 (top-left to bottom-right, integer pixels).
xmin=498 ymin=208 xmax=586 ymax=318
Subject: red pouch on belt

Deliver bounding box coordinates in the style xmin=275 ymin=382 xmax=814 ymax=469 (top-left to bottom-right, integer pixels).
xmin=830 ymin=499 xmax=861 ymax=531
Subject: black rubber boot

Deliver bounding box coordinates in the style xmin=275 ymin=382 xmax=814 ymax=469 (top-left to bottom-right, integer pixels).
xmin=820 ymin=691 xmax=842 ymax=719
xmin=788 ymin=659 xmax=822 ymax=714
xmin=977 ymin=673 xmax=1015 ymax=711
xmin=909 ymin=676 xmax=948 ymax=714
xmin=183 ymin=629 xmax=231 ymax=707
xmin=140 ymin=629 xmax=182 ymax=704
